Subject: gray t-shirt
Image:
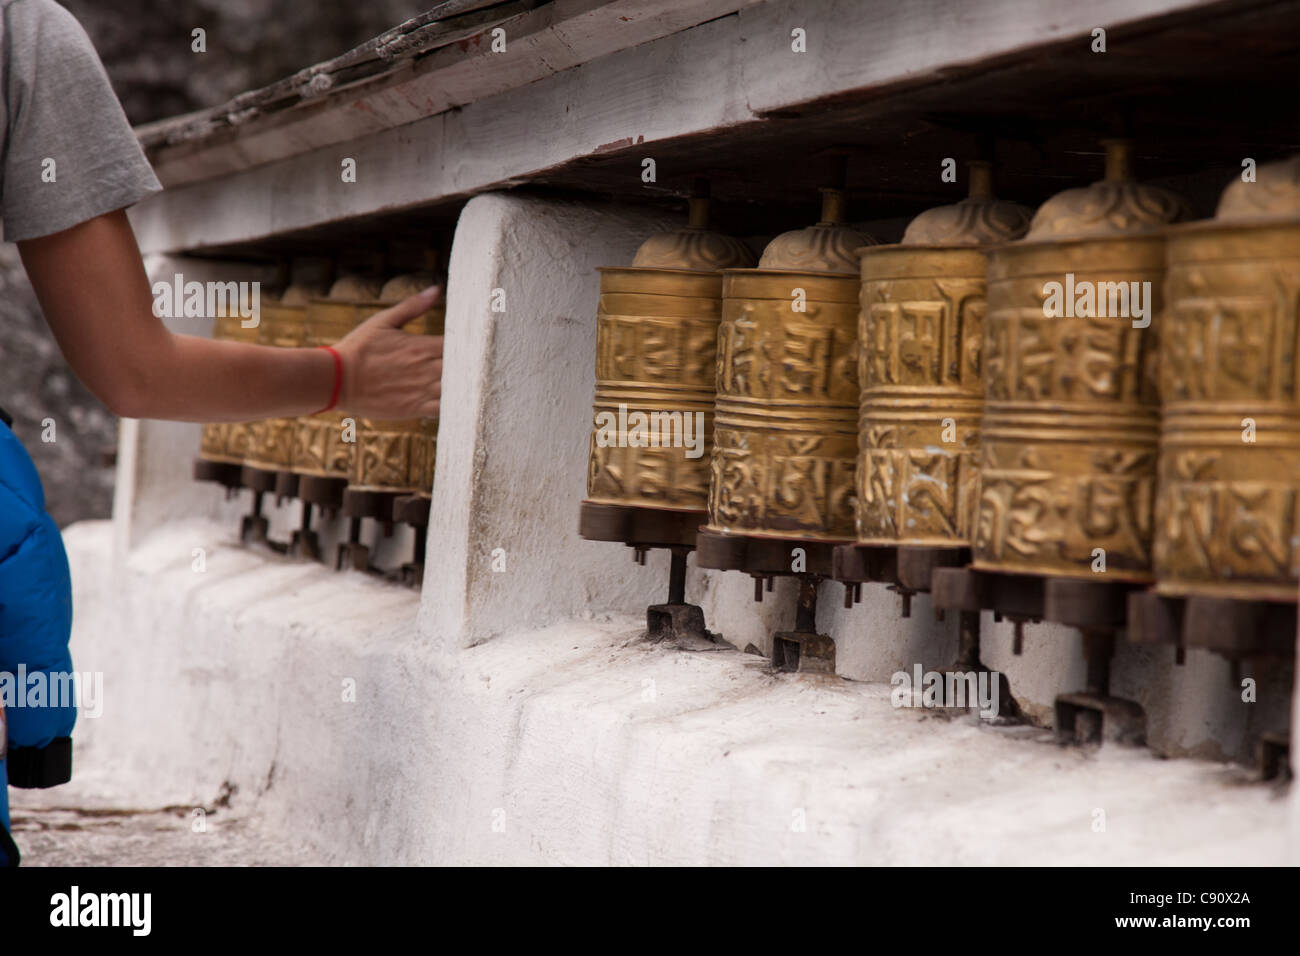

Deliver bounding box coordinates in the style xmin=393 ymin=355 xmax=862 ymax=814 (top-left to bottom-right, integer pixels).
xmin=0 ymin=0 xmax=160 ymax=241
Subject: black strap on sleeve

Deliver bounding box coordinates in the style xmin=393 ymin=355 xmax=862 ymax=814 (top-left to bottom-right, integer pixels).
xmin=6 ymin=736 xmax=72 ymax=788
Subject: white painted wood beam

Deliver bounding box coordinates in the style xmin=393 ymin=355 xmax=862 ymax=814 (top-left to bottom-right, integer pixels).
xmin=129 ymin=0 xmax=1225 ymax=254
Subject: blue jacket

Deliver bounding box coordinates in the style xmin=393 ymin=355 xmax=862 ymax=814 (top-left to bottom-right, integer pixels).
xmin=0 ymin=417 xmax=77 ymax=866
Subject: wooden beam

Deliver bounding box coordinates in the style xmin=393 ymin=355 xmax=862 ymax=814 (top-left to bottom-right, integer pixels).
xmin=129 ymin=0 xmax=1258 ymax=254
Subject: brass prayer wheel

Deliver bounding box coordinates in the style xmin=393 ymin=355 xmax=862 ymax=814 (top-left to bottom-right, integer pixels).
xmin=293 ymin=274 xmax=384 ymax=481
xmin=197 ymin=306 xmax=262 ymax=467
xmin=856 ymin=162 xmax=1032 ymax=547
xmin=585 ymin=193 xmax=755 ymax=515
xmin=973 ymin=140 xmax=1191 ymax=581
xmin=706 ymin=187 xmax=873 ymax=542
xmin=1155 ymin=154 xmax=1300 ymax=601
xmin=244 ymin=282 xmax=326 ymax=475
xmin=349 ymin=271 xmax=444 ymax=494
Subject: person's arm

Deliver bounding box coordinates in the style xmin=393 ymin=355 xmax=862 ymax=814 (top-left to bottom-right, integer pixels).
xmin=19 ymin=209 xmax=443 ymax=423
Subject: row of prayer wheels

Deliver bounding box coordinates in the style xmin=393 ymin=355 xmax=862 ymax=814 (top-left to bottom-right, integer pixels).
xmin=582 ymin=143 xmax=1300 ymax=653
xmin=194 ymin=254 xmax=443 ymax=578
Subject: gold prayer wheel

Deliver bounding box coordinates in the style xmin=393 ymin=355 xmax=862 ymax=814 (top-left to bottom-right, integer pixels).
xmin=244 ymin=282 xmax=327 ymax=476
xmin=706 ymin=188 xmax=872 ymax=542
xmin=197 ymin=306 xmax=262 ymax=467
xmin=349 ymin=271 xmax=444 ymax=495
xmin=973 ymin=140 xmax=1191 ymax=581
xmin=293 ymin=274 xmax=385 ymax=482
xmin=585 ymin=193 xmax=755 ymax=515
xmin=856 ymin=162 xmax=1032 ymax=547
xmin=1155 ymin=154 xmax=1300 ymax=602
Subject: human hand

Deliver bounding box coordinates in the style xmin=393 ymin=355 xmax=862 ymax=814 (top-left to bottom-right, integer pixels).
xmin=333 ymin=286 xmax=443 ymax=419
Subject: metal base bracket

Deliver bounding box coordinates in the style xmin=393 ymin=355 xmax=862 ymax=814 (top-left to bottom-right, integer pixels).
xmin=274 ymin=470 xmax=300 ymax=504
xmin=696 ymin=527 xmax=839 ymax=577
xmin=578 ymin=500 xmax=700 ymax=548
xmin=336 ymin=541 xmax=371 ymax=573
xmin=240 ymin=513 xmax=269 ymax=545
xmin=1128 ymin=590 xmax=1297 ymax=665
xmin=240 ymin=464 xmax=279 ymax=494
xmin=771 ymin=631 xmax=835 ymax=675
xmin=933 ymin=665 xmax=1018 ymax=721
xmin=289 ymin=529 xmax=322 ymax=562
xmin=1055 ymin=692 xmax=1146 ymax=747
xmin=647 ymin=603 xmax=719 ymax=649
xmin=193 ymin=458 xmax=244 ymax=490
xmin=1258 ymin=732 xmax=1292 ymax=782
xmin=830 ymin=543 xmax=899 ymax=587
xmin=298 ymin=475 xmax=348 ymax=516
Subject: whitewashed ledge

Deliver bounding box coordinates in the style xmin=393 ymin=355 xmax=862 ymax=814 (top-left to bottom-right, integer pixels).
xmin=13 ymin=519 xmax=1294 ymax=866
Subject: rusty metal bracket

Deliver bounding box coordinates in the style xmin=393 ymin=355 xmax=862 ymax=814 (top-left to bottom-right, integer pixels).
xmin=579 ymin=501 xmax=699 ymax=549
xmin=1128 ymin=590 xmax=1295 ymax=664
xmin=298 ymin=474 xmax=348 ymax=519
xmin=830 ymin=543 xmax=899 ymax=591
xmin=580 ymin=502 xmax=720 ymax=646
xmin=393 ymin=494 xmax=432 ymax=587
xmin=1056 ymin=692 xmax=1146 ymax=746
xmin=335 ymin=517 xmax=372 ymax=572
xmin=696 ymin=527 xmax=838 ymax=578
xmin=1053 ymin=630 xmax=1146 ymax=746
xmin=239 ymin=490 xmax=270 ymax=545
xmin=240 ymin=464 xmax=279 ymax=495
xmin=288 ymin=503 xmax=323 ymax=562
xmin=1126 ymin=590 xmax=1186 ymax=663
xmin=274 ymin=470 xmax=300 ymax=504
xmin=647 ymin=603 xmax=714 ymax=645
xmin=645 ymin=547 xmax=718 ymax=646
xmin=193 ymin=458 xmax=244 ymax=490
xmin=770 ymin=576 xmax=834 ymax=674
xmin=1258 ymin=732 xmax=1292 ymax=782
xmin=772 ymin=631 xmax=835 ymax=674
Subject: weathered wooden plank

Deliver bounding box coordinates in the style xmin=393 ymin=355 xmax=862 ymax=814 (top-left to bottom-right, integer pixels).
xmin=140 ymin=0 xmax=768 ymax=187
xmin=129 ymin=0 xmax=1249 ymax=254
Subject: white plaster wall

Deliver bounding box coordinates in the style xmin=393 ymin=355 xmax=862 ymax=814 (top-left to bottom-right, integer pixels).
xmin=113 ymin=256 xmax=278 ymax=553
xmin=422 ymin=193 xmax=680 ymax=649
xmin=31 ymin=519 xmax=1293 ymax=866
xmin=44 ymin=508 xmax=1293 ymax=859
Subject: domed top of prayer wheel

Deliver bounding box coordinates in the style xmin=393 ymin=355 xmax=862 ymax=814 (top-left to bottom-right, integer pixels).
xmin=1021 ymin=139 xmax=1191 ymax=242
xmin=757 ymin=187 xmax=873 ymax=273
xmin=326 ymin=274 xmax=384 ymax=300
xmin=1214 ymin=153 xmax=1300 ymax=223
xmin=629 ymin=193 xmax=756 ymax=272
xmin=899 ymin=161 xmax=1032 ymax=246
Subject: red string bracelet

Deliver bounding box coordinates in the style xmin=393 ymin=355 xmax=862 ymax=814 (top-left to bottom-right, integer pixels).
xmin=311 ymin=345 xmax=343 ymax=414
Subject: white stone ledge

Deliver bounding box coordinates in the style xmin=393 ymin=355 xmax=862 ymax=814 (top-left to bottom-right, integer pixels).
xmin=39 ymin=519 xmax=1295 ymax=865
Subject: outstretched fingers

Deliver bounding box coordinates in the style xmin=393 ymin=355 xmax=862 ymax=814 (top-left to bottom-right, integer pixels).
xmin=365 ymin=285 xmax=443 ymax=330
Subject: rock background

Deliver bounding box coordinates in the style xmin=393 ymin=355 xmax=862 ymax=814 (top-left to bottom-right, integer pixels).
xmin=5 ymin=1 xmax=427 ymax=527
xmin=60 ymin=0 xmax=433 ymax=126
